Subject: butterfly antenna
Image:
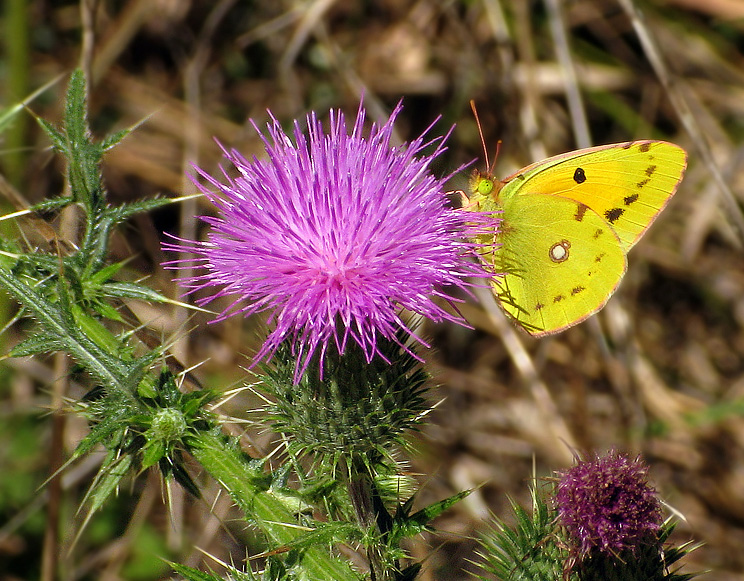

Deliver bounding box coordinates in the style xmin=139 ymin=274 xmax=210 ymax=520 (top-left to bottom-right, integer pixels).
xmin=492 ymin=139 xmax=502 ymax=173
xmin=470 ymin=100 xmax=491 ymax=173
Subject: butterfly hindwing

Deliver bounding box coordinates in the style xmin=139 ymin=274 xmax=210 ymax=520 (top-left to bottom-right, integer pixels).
xmin=490 ymin=193 xmax=627 ymax=335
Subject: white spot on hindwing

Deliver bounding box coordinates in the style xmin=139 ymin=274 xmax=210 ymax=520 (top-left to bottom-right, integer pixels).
xmin=550 ymin=240 xmax=571 ymax=263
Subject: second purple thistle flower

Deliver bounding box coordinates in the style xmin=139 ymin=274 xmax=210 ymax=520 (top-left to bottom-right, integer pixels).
xmin=164 ymin=102 xmax=491 ymax=379
xmin=556 ymin=451 xmax=663 ymax=558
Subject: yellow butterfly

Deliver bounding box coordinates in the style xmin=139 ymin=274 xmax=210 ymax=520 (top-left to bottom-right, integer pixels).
xmin=463 ymin=140 xmax=687 ymax=336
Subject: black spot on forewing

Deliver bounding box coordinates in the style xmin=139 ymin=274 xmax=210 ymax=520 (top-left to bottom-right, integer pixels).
xmin=573 ymin=168 xmax=586 ymax=184
xmin=574 ymin=203 xmax=588 ymax=222
xmin=639 ymin=143 xmax=651 ymax=153
xmin=605 ymin=208 xmax=624 ymax=223
xmin=645 ymin=165 xmax=656 ymax=177
xmin=624 ymin=193 xmax=639 ymax=206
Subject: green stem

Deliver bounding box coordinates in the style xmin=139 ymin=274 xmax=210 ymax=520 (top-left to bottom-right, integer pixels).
xmin=187 ymin=431 xmax=360 ymax=581
xmin=346 ymin=456 xmax=395 ymax=581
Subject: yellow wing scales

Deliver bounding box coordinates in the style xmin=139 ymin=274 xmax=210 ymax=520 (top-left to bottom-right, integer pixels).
xmin=499 ymin=141 xmax=687 ymax=252
xmin=467 ymin=140 xmax=687 ymax=336
xmin=492 ymin=193 xmax=627 ymax=336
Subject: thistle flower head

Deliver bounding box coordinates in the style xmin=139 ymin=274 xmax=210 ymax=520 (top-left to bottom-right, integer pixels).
xmin=164 ymin=102 xmax=487 ymax=379
xmin=556 ymin=451 xmax=662 ymax=558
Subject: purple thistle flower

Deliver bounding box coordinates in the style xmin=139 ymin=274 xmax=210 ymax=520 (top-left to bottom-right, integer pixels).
xmin=556 ymin=451 xmax=663 ymax=558
xmin=163 ymin=102 xmax=488 ymax=380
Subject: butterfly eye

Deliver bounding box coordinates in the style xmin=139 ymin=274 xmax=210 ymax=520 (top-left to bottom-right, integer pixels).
xmin=476 ymin=177 xmax=495 ymax=196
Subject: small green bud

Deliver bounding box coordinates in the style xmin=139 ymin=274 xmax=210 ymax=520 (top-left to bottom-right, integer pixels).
xmin=150 ymin=408 xmax=187 ymax=442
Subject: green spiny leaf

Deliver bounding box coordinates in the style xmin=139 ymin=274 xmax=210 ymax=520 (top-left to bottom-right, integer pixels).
xmin=72 ymin=395 xmax=132 ymax=458
xmin=161 ymin=452 xmax=202 ymax=498
xmin=156 ymin=368 xmax=180 ymax=406
xmin=169 ymin=562 xmax=273 ymax=581
xmin=141 ymin=439 xmax=165 ymax=470
xmin=389 ymin=489 xmax=471 ymax=543
xmin=181 ymin=389 xmax=219 ymax=417
xmin=105 ymin=196 xmax=175 ymax=223
xmin=63 ymin=70 xmax=90 ymax=150
xmin=89 ymin=299 xmax=125 ymax=323
xmin=478 ymin=488 xmax=564 ymax=581
xmin=83 ymin=451 xmax=133 ymax=516
xmin=10 ymin=333 xmax=67 ymax=357
xmin=99 ymin=281 xmax=174 ymax=303
xmin=35 ymin=117 xmax=67 ymax=154
xmin=70 ymin=303 xmax=127 ymax=354
xmin=0 ymin=73 xmax=63 ymax=136
xmin=101 ymin=127 xmax=132 ymax=151
xmin=28 ymin=195 xmax=73 ymax=213
xmin=168 ymin=563 xmax=224 ymax=581
xmin=137 ymin=374 xmax=158 ymax=399
xmin=0 ymin=267 xmax=139 ymax=404
xmin=87 ymin=260 xmax=125 ymax=285
xmin=265 ymin=522 xmax=361 ymax=553
xmin=63 ymin=70 xmax=104 ymax=211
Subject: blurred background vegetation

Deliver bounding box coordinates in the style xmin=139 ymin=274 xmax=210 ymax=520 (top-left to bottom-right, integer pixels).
xmin=1 ymin=0 xmax=743 ymax=579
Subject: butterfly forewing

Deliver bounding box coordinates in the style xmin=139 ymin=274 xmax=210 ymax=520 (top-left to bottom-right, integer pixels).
xmin=499 ymin=141 xmax=687 ymax=252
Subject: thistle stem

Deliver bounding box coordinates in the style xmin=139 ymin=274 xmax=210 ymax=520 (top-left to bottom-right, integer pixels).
xmin=345 ymin=455 xmax=395 ymax=581
xmin=188 ymin=431 xmax=358 ymax=580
